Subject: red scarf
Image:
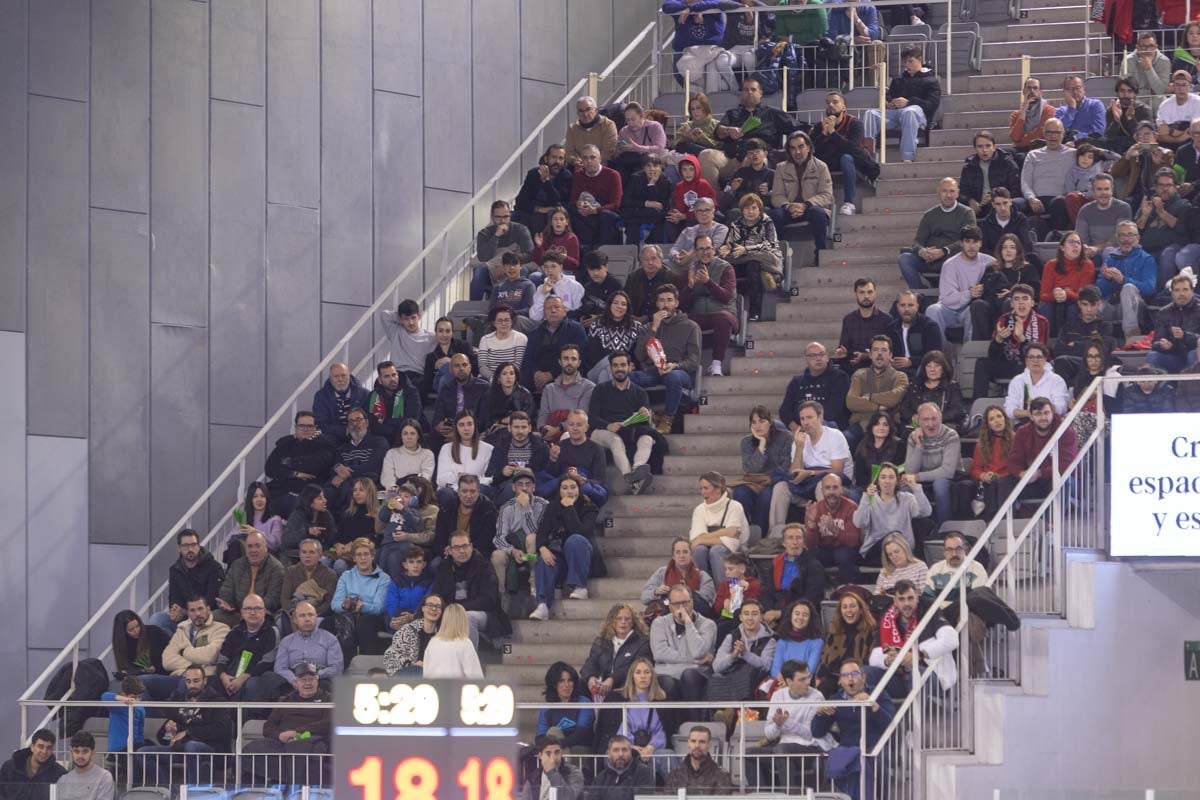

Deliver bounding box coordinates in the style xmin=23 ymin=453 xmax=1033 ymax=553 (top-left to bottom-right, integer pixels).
xmin=878 ymin=605 xmax=914 ymax=650
xmin=664 ymin=559 xmax=702 ymax=593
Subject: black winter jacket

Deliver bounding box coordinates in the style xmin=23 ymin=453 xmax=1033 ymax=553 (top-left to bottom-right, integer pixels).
xmin=580 ymin=631 xmax=653 ymax=690
xmin=265 ymin=434 xmax=337 ymax=499
xmin=0 ymin=749 xmax=67 ymax=800
xmin=431 ymin=551 xmax=512 ymax=637
xmin=958 ymin=150 xmax=1022 ymax=205
xmin=886 ymin=67 xmax=941 ymax=121
xmin=168 ymin=548 xmax=225 ymax=611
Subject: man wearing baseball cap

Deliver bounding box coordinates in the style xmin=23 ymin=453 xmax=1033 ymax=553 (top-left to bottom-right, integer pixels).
xmin=1155 ymin=69 xmax=1200 ymax=148
xmin=243 ymin=660 xmax=332 ymax=785
xmin=490 ymin=468 xmax=548 ymax=607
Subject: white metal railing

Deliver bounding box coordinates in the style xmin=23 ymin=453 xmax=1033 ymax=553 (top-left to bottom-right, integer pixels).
xmin=17 ymin=18 xmax=665 ymax=743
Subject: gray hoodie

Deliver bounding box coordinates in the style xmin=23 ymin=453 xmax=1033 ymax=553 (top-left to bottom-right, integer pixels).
xmin=650 ymin=611 xmax=717 ymax=679
xmin=712 ymin=622 xmax=777 ymax=675
xmin=379 ymin=310 xmax=437 ymax=375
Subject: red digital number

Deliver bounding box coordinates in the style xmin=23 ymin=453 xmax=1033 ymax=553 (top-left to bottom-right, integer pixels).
xmin=350 ymin=756 xmax=440 ymax=800
xmin=457 ymin=756 xmax=515 ymax=800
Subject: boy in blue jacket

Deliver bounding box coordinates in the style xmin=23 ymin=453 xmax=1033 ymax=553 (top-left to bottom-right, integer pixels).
xmin=385 ymin=545 xmax=434 ymax=629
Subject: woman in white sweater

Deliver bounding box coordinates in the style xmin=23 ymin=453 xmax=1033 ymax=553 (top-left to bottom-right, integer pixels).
xmin=688 ymin=471 xmax=750 ymax=581
xmin=381 ymin=418 xmax=435 ymax=489
xmin=422 ymin=603 xmax=483 ymax=679
xmin=852 ymin=463 xmax=931 ymax=565
xmin=435 ymin=412 xmax=494 ymax=503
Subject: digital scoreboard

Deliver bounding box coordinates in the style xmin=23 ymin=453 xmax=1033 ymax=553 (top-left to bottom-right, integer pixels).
xmin=334 ymin=679 xmax=518 ymax=800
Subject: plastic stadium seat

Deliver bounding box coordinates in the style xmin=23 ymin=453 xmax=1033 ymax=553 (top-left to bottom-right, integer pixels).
xmin=595 ymin=244 xmax=638 ymax=281
xmin=1085 ymin=75 xmax=1116 ymax=101
xmin=651 ymin=92 xmax=687 ymax=116
xmin=925 ymin=539 xmax=946 ymax=564
xmin=707 ymin=91 xmax=741 ymax=115
xmin=890 ymin=23 xmax=932 ymax=38
xmin=347 ymin=654 xmax=387 ymax=675
xmin=241 ymin=719 xmax=267 ymax=743
xmin=120 ymin=790 xmax=170 ymax=800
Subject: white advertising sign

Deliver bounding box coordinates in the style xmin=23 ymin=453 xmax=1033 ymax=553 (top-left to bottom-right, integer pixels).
xmin=1110 ymin=413 xmax=1200 ymax=557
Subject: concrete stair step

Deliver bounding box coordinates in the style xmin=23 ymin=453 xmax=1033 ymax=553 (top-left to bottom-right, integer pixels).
xmin=605 ymin=517 xmax=700 ymax=538
xmin=1003 ymin=20 xmax=1107 ymax=40
xmin=685 ymin=413 xmax=765 ymax=434
xmin=930 ymin=127 xmax=1007 ymax=147
xmin=1019 ymin=0 xmax=1089 ymax=10
xmin=1018 ymin=5 xmax=1097 ymax=23
xmin=872 ymin=177 xmax=959 ymax=197
xmin=601 ymin=537 xmax=694 ymax=557
xmin=880 ymin=160 xmax=971 ymax=180
xmin=731 ymin=358 xmax=813 ymax=377
xmin=788 ymin=281 xmax=906 ymax=302
xmin=937 ymin=109 xmax=1015 ymax=131
xmin=967 ymin=70 xmax=1074 ymax=93
xmin=914 ymin=144 xmax=973 ymax=162
xmin=512 ymin=619 xmax=607 ymax=644
xmin=606 ymin=493 xmax=703 ymax=514
xmin=981 ymin=54 xmax=1094 ymax=75
xmin=862 ymin=193 xmax=942 ymax=213
xmin=622 ymin=473 xmax=708 ymax=494
xmin=699 ymin=374 xmax=798 ymax=395
xmin=940 ymin=91 xmax=1026 ymax=113
xmin=502 ymin=642 xmax=592 ymax=666
xmin=661 ymin=454 xmax=741 ymax=474
xmin=743 ymin=339 xmax=833 ymax=359
xmin=603 ymin=555 xmax=674 ymax=577
xmin=775 ymin=302 xmax=860 ymax=322
xmin=982 ymin=37 xmax=1104 ymax=58
xmin=818 ymin=245 xmax=911 ymax=265
xmin=790 ymin=266 xmax=899 ymax=288
xmin=834 ymin=209 xmax=924 ymax=231
xmin=700 ymin=394 xmax=788 ymax=414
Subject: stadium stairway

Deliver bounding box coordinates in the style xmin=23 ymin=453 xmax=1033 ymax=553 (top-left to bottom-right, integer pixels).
xmin=491 ymin=0 xmax=1113 ymax=739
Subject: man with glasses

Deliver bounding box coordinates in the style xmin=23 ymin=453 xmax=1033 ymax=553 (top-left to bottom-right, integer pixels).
xmin=1173 ymin=119 xmax=1200 ymax=199
xmin=565 ymin=96 xmax=617 ymax=166
xmin=780 ymin=341 xmax=851 ymax=431
xmin=1020 ymin=118 xmax=1074 ymax=236
xmin=432 ymin=531 xmax=510 ymax=648
xmin=812 ymin=657 xmax=895 ymax=800
xmin=1120 ymin=33 xmax=1171 ymax=110
xmin=1003 ymin=342 xmax=1069 ymax=420
xmin=669 ymin=197 xmax=728 ymax=267
xmin=469 ymin=200 xmax=535 ymax=301
xmin=150 ymin=528 xmax=224 ymax=634
xmin=215 ymin=592 xmax=278 ymax=701
xmin=1137 ymin=168 xmax=1197 ymax=292
xmin=1055 ymin=75 xmax=1105 ymax=142
xmin=264 ymin=410 xmax=336 ymax=516
xmin=1097 ymin=220 xmax=1157 ymax=341
xmin=1009 ymin=76 xmax=1057 ymax=152
xmin=1156 ymin=70 xmax=1200 ymax=148
xmin=1114 ymin=120 xmax=1173 ymax=208
xmin=383 ymin=593 xmax=445 ymax=675
xmin=678 ymin=234 xmax=739 ymax=377
xmin=973 ymin=286 xmax=1052 ymax=401
xmin=924 ymin=532 xmax=989 ymax=677
xmin=649 ymin=585 xmax=717 ymax=701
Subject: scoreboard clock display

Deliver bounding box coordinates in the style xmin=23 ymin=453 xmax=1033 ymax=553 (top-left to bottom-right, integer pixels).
xmin=335 ymin=678 xmax=518 ymax=800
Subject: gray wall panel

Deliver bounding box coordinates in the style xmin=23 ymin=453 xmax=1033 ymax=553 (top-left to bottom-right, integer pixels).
xmin=422 ymin=0 xmax=472 ymax=193
xmin=612 ymin=0 xmax=657 ymax=55
xmin=150 ymin=324 xmax=210 ymax=544
xmin=265 ymin=204 xmax=321 ymax=412
xmin=207 ymin=423 xmax=266 ymax=529
xmin=520 ymin=78 xmax=569 ymax=173
xmin=90 ymin=0 xmax=150 ymax=214
xmin=0 ymin=654 xmax=26 ymax=744
xmin=212 ymin=0 xmax=266 ymax=106
xmin=210 ymin=101 xmax=267 ymax=427
xmin=89 ymin=209 xmax=151 ymax=545
xmin=27 ymin=95 xmax=89 ymax=438
xmin=0 ymin=332 xmax=27 ymax=741
xmin=29 ymin=0 xmax=88 ymax=102
xmin=372 ymin=0 xmax=422 ymax=96
xmin=472 ymin=0 xmax=521 ymax=188
xmin=0 ymin=1 xmax=28 ymax=333
xmin=568 ymin=0 xmax=614 ymax=89
xmin=519 ymin=0 xmax=567 ymax=83
xmin=86 ymin=543 xmax=150 ymax=656
xmin=321 ymin=0 xmax=374 ymax=307
xmin=26 ymin=435 xmax=89 ymax=649
xmin=320 ymin=302 xmax=373 ymax=369
xmin=266 ymin=0 xmax=320 ymax=208
xmin=423 ymin=188 xmax=473 ymax=297
xmin=373 ymin=91 xmax=424 ymax=299
xmin=151 ymin=0 xmax=210 ymax=327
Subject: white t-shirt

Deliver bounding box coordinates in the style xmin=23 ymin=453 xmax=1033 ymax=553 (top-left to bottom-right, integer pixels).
xmin=791 ymin=427 xmax=853 ymax=479
xmin=1156 ymin=94 xmax=1200 ymax=126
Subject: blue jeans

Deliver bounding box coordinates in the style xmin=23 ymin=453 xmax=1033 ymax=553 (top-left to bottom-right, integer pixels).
xmin=898 ymin=251 xmax=938 ymax=289
xmin=470 ymin=264 xmax=493 ymax=301
xmin=630 ymin=368 xmax=692 ymax=416
xmin=534 ymin=534 xmax=593 ymax=607
xmin=693 ymin=543 xmax=732 ymax=582
xmin=838 ymin=153 xmax=858 ymax=204
xmin=432 ymin=361 xmax=452 ymax=395
xmin=863 ymin=105 xmax=927 ymax=162
xmin=767 ymin=205 xmax=830 ymax=250
xmin=138 ymin=674 xmax=184 ymax=701
xmin=732 ymin=485 xmax=771 ymax=534
xmin=924 ymin=477 xmax=953 ymax=531
xmin=1147 ymin=348 xmax=1199 ymax=372
xmin=1037 ymin=300 xmax=1080 ymax=337
xmin=1157 ymin=243 xmax=1200 ymax=290
xmin=148 ymin=612 xmax=177 ymax=636
xmin=925 ymin=302 xmax=972 ymax=341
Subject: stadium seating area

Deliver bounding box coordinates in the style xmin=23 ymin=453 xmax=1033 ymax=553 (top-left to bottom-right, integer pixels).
xmin=13 ymin=1 xmax=1200 ymax=798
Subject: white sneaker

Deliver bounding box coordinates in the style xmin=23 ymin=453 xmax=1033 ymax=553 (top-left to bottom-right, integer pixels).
xmin=708 ymin=359 xmax=724 ymax=376
xmin=569 ymin=587 xmax=589 ymax=600
xmin=529 ymin=603 xmax=550 ymax=621
xmin=839 ymin=202 xmax=856 ymax=216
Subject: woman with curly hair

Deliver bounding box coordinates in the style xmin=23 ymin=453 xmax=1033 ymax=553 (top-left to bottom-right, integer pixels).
xmin=581 ymin=602 xmax=653 ymax=698
xmin=814 ymin=587 xmax=877 ymax=697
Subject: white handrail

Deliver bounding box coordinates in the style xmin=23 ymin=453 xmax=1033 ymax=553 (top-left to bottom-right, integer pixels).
xmin=18 ymin=18 xmax=665 ymax=727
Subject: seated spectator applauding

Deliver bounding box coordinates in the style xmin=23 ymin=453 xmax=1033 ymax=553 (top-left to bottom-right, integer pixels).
xmin=1097 ymin=220 xmax=1156 ymax=342
xmin=812 ymin=90 xmax=879 ymax=217
xmin=214 ymin=593 xmax=278 ymax=702
xmin=969 ymin=405 xmax=1014 ymax=519
xmin=650 ymin=585 xmax=717 ymax=701
xmin=480 ymin=362 xmax=535 ymax=441
xmin=528 ymin=475 xmax=598 ymax=620
xmin=863 ymin=47 xmax=942 ymax=164
xmin=515 ymin=144 xmax=572 ymax=233
xmin=383 ymin=592 xmax=442 ymax=676
xmin=566 ymin=96 xmax=617 ymax=166
xmin=521 ymin=296 xmax=589 ymax=392
xmin=926 ymin=225 xmax=996 ymax=341
xmin=804 ymin=473 xmax=862 ymax=585
xmin=540 ymin=409 xmax=610 ymax=507
xmin=570 ymin=145 xmax=623 ymax=249
xmin=889 ymin=290 xmax=944 ymax=378
xmin=1137 ymin=168 xmax=1196 ymax=292
xmin=959 ymin=131 xmax=1023 ymax=218
xmin=537 ymin=344 xmax=595 ymax=441
xmin=1148 ymin=274 xmax=1200 ymax=372
xmin=854 ymin=464 xmax=931 ymax=563
xmin=431 ymin=532 xmax=511 ymax=649
xmin=1105 ymin=77 xmax=1153 ymax=153
xmin=216 ymin=531 xmax=284 ymax=626
xmin=582 ymin=604 xmax=653 ymax=701
xmin=665 ymin=726 xmax=734 ymax=794
xmin=589 ymin=352 xmax=658 ymax=494
xmin=620 ymin=154 xmax=674 ymax=246
xmin=470 ymin=200 xmax=534 ymax=302
xmin=782 ymin=341 xmax=850 ymax=429
xmin=899 ymin=178 xmax=977 ymax=290
xmin=313 ymin=362 xmax=368 ymax=442
xmin=769 ymin=401 xmax=852 ymax=531
xmin=898 ymin=351 xmax=965 ymax=432
xmin=904 ymin=403 xmax=961 ymax=530
xmin=265 ymin=411 xmax=336 ymax=517
xmin=1009 ymin=77 xmax=1057 ymax=152
xmin=762 ymin=524 xmax=826 ymax=623
xmin=721 ymin=193 xmax=782 ymax=321
xmin=642 ymin=537 xmax=717 ymax=620
xmin=869 ymin=579 xmax=959 ymax=695
xmin=768 ymin=131 xmax=833 ymax=256
xmin=873 ymin=533 xmax=929 ymax=595
xmin=633 ymin=283 xmax=702 ymax=431
xmin=973 ymin=284 xmax=1050 ymax=400
xmin=478 ymin=307 xmax=529 ymax=381
xmin=748 ymin=659 xmax=836 ymax=790
xmin=379 ymin=299 xmax=437 ymax=386
xmin=332 ymin=538 xmax=391 ymax=656
xmin=733 ymin=405 xmax=793 ymax=534
xmin=690 ymin=471 xmax=751 ymax=581
xmin=241 ymin=661 xmax=332 ymax=787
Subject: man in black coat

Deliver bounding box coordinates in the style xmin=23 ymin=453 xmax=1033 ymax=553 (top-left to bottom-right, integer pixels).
xmin=432 ymin=531 xmax=512 ymax=646
xmin=0 ymin=729 xmax=67 ymax=800
xmin=888 ymin=290 xmax=944 ymax=377
xmin=433 ymin=353 xmax=490 ymax=442
xmin=514 ymin=143 xmax=573 ymax=233
xmin=862 ymin=47 xmax=941 ymax=163
xmin=153 ymin=528 xmax=225 ymax=634
xmin=958 ymin=132 xmax=1023 ymax=216
xmin=698 ymin=78 xmax=797 ymax=185
xmin=432 ymin=475 xmax=499 ymax=558
xmin=138 ymin=665 xmax=233 ymax=785
xmin=811 ymin=90 xmax=879 ymax=216
xmin=264 ymin=410 xmax=337 ymax=516
xmin=584 ymin=736 xmax=655 ymax=800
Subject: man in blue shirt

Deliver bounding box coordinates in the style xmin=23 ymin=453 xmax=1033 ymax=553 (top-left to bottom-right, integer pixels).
xmin=812 ymin=657 xmax=895 ymax=800
xmin=1054 ymin=75 xmax=1106 ymax=142
xmin=1097 ymin=219 xmax=1156 ymax=340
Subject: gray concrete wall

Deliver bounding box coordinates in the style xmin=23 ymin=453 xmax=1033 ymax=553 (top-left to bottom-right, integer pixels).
xmin=2 ymin=0 xmax=656 ymax=741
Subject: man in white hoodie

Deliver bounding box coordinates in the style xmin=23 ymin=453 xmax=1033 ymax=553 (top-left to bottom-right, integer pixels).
xmin=747 ymin=658 xmax=835 ymax=790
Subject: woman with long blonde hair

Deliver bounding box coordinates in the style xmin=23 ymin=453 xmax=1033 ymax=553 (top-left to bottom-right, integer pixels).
xmin=422 ymin=603 xmax=483 ymax=679
xmin=874 ymin=533 xmax=929 ymax=595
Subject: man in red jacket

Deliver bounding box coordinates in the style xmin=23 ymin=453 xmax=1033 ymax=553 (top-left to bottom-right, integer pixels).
xmin=999 ymin=396 xmax=1078 ymax=503
xmin=569 ymin=144 xmax=623 ymax=248
xmin=803 ymin=473 xmax=861 ymax=584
